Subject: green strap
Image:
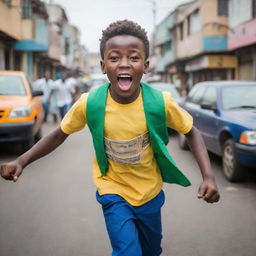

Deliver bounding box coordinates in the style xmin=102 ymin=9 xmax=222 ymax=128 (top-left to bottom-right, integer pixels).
xmin=141 ymin=83 xmax=191 ymax=186
xmin=86 ymin=83 xmax=110 ymax=175
xmin=140 ymin=83 xmax=169 ymax=144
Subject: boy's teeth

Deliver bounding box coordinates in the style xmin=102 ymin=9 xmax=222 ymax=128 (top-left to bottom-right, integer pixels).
xmin=117 ymin=75 xmax=132 ymax=82
xmin=118 ymin=75 xmax=131 ymax=79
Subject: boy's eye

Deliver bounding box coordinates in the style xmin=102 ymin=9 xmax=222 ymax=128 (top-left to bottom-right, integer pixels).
xmin=130 ymin=56 xmax=140 ymax=61
xmin=109 ymin=56 xmax=119 ymax=61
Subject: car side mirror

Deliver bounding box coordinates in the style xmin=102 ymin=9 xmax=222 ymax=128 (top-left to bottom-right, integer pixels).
xmin=200 ymin=102 xmax=216 ymax=111
xmin=32 ymin=90 xmax=44 ymax=97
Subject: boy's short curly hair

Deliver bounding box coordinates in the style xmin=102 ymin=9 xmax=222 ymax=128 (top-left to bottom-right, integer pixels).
xmin=100 ymin=20 xmax=149 ymax=60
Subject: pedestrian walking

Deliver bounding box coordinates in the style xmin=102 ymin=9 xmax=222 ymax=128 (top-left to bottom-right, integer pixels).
xmin=51 ymin=71 xmax=75 ymax=119
xmin=48 ymin=76 xmax=58 ymax=124
xmin=66 ymin=70 xmax=81 ymax=103
xmin=0 ymin=20 xmax=220 ymax=256
xmin=33 ymin=71 xmax=53 ymax=122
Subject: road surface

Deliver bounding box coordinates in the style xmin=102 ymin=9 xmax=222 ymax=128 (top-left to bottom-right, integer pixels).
xmin=0 ymin=122 xmax=256 ymax=256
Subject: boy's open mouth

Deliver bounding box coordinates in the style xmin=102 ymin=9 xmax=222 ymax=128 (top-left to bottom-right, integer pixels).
xmin=117 ymin=75 xmax=133 ymax=91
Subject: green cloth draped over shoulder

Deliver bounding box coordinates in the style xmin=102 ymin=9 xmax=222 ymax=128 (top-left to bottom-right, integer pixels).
xmin=86 ymin=82 xmax=191 ymax=187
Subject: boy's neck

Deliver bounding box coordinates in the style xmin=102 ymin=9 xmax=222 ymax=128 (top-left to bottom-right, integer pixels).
xmin=109 ymin=84 xmax=141 ymax=104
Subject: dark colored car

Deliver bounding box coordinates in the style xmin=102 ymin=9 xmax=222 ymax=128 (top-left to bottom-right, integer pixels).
xmin=179 ymin=81 xmax=256 ymax=182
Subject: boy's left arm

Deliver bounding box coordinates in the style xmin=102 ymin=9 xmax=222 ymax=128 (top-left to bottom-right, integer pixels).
xmin=185 ymin=126 xmax=220 ymax=203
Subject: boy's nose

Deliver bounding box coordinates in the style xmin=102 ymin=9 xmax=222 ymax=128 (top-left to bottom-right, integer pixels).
xmin=119 ymin=57 xmax=130 ymax=67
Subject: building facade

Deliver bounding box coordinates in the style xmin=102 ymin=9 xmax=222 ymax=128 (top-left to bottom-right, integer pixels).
xmin=13 ymin=0 xmax=49 ymax=80
xmin=0 ymin=1 xmax=87 ymax=81
xmin=0 ymin=0 xmax=23 ymax=70
xmin=228 ymin=0 xmax=256 ymax=80
xmin=154 ymin=11 xmax=176 ymax=83
xmin=175 ymin=0 xmax=237 ymax=91
xmin=152 ymin=0 xmax=239 ymax=92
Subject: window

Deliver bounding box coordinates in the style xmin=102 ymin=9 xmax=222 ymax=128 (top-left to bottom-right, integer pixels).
xmin=3 ymin=0 xmax=11 ymax=6
xmin=202 ymin=87 xmax=217 ymax=105
xmin=253 ymin=0 xmax=256 ymax=18
xmin=187 ymin=16 xmax=191 ymax=35
xmin=0 ymin=75 xmax=26 ymax=96
xmin=221 ymin=86 xmax=256 ymax=110
xmin=187 ymin=85 xmax=207 ymax=104
xmin=163 ymin=41 xmax=171 ymax=53
xmin=179 ymin=22 xmax=184 ymax=41
xmin=217 ymin=0 xmax=228 ymax=16
xmin=22 ymin=0 xmax=32 ymax=19
xmin=65 ymin=38 xmax=70 ymax=55
xmin=190 ymin=9 xmax=201 ymax=33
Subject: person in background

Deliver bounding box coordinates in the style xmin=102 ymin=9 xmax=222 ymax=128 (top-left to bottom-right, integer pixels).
xmin=50 ymin=72 xmax=75 ymax=119
xmin=34 ymin=71 xmax=53 ymax=122
xmin=66 ymin=70 xmax=81 ymax=103
xmin=47 ymin=73 xmax=60 ymax=124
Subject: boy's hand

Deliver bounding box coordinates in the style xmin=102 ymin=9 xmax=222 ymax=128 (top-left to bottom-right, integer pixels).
xmin=0 ymin=161 xmax=23 ymax=182
xmin=197 ymin=179 xmax=220 ymax=203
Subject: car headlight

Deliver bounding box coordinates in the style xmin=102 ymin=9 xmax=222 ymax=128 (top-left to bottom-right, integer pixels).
xmin=9 ymin=106 xmax=32 ymax=118
xmin=239 ymin=131 xmax=256 ymax=145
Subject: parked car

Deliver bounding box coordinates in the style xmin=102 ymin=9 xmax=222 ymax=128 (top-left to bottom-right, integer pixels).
xmin=179 ymin=80 xmax=256 ymax=182
xmin=148 ymin=82 xmax=182 ymax=104
xmin=0 ymin=70 xmax=44 ymax=151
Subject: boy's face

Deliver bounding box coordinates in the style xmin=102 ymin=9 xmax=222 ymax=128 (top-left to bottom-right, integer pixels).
xmin=101 ymin=35 xmax=149 ymax=104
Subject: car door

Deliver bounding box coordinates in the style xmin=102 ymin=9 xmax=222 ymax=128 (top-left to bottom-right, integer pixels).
xmin=199 ymin=86 xmax=220 ymax=153
xmin=183 ymin=85 xmax=207 ymax=130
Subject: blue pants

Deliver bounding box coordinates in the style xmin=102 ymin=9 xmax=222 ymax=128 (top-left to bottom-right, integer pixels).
xmin=96 ymin=190 xmax=165 ymax=256
xmin=59 ymin=103 xmax=71 ymax=119
xmin=42 ymin=102 xmax=49 ymax=122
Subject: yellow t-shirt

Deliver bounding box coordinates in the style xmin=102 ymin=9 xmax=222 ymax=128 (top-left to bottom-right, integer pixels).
xmin=61 ymin=89 xmax=193 ymax=206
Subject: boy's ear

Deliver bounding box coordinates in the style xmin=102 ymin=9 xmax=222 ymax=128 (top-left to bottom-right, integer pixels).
xmin=100 ymin=60 xmax=106 ymax=74
xmin=144 ymin=60 xmax=150 ymax=74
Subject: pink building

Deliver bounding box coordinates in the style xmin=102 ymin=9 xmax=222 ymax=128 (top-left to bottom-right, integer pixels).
xmin=228 ymin=0 xmax=256 ymax=80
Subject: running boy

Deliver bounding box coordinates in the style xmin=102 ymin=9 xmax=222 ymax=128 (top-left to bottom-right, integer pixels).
xmin=0 ymin=20 xmax=220 ymax=256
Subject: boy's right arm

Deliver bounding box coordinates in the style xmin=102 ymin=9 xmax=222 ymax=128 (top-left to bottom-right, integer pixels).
xmin=0 ymin=127 xmax=68 ymax=182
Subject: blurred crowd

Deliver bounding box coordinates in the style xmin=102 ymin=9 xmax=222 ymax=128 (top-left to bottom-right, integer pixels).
xmin=33 ymin=71 xmax=86 ymax=123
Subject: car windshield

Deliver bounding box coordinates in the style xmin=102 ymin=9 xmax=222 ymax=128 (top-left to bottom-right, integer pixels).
xmin=222 ymin=85 xmax=256 ymax=110
xmin=0 ymin=74 xmax=26 ymax=96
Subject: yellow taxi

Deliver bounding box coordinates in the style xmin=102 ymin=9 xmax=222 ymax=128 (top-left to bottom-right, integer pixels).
xmin=0 ymin=70 xmax=44 ymax=151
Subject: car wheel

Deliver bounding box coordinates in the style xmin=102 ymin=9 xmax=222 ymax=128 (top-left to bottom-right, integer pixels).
xmin=178 ymin=133 xmax=189 ymax=150
xmin=222 ymin=139 xmax=243 ymax=182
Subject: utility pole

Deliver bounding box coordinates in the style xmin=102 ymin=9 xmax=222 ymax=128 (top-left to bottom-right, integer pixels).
xmin=146 ymin=0 xmax=157 ymax=32
xmin=152 ymin=0 xmax=156 ymax=32
xmin=145 ymin=0 xmax=157 ymax=55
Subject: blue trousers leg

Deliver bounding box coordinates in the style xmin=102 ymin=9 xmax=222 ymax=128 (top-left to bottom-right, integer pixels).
xmin=135 ymin=190 xmax=165 ymax=256
xmin=96 ymin=193 xmax=142 ymax=256
xmin=42 ymin=102 xmax=49 ymax=122
xmin=96 ymin=191 xmax=164 ymax=256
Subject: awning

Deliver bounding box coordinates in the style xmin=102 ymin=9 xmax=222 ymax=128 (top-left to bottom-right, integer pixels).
xmin=13 ymin=40 xmax=48 ymax=51
xmin=185 ymin=55 xmax=238 ymax=72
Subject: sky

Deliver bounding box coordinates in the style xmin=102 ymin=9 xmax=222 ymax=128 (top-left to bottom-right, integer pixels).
xmin=49 ymin=0 xmax=190 ymax=53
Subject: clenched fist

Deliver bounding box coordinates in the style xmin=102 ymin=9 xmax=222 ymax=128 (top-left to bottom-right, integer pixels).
xmin=0 ymin=161 xmax=23 ymax=182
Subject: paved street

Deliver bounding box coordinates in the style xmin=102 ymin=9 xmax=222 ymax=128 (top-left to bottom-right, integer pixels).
xmin=0 ymin=122 xmax=256 ymax=256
